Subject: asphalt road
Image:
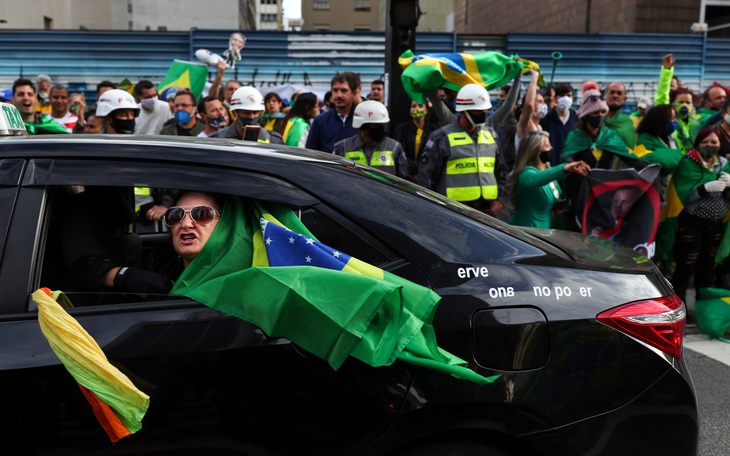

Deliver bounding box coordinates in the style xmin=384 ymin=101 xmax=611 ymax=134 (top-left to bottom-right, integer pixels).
xmin=684 ymin=329 xmax=730 ymax=455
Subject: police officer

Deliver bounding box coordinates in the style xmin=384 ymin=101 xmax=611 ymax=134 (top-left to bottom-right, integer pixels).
xmin=333 ymin=100 xmax=409 ymax=180
xmin=209 ymin=86 xmax=283 ymax=144
xmin=418 ymin=84 xmax=506 ymax=216
xmin=95 ymin=89 xmax=140 ymax=134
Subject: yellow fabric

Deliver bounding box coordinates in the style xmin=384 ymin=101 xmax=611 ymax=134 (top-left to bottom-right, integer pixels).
xmin=414 ymin=127 xmax=423 ymax=160
xmin=34 ymin=289 xmax=149 ymax=434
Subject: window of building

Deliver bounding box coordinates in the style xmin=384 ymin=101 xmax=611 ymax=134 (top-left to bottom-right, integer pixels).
xmin=313 ymin=1 xmax=330 ymax=11
xmin=261 ymin=14 xmax=277 ymax=22
xmin=354 ymin=0 xmax=371 ymax=11
xmin=354 ymin=26 xmax=371 ymax=31
xmin=261 ymin=0 xmax=277 ymax=3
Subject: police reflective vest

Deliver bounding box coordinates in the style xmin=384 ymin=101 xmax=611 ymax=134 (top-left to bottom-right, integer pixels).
xmin=341 ymin=136 xmax=400 ymax=175
xmin=134 ymin=187 xmax=152 ymax=213
xmin=442 ymin=123 xmax=498 ymax=202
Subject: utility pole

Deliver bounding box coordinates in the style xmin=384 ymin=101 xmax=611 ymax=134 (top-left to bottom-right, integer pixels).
xmin=385 ymin=0 xmax=421 ymax=129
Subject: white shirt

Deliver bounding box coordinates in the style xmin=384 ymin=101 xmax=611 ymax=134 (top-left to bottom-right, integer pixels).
xmin=134 ymin=99 xmax=172 ymax=135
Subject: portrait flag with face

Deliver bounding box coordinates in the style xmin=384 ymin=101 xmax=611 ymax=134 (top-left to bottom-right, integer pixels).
xmin=576 ymin=165 xmax=661 ymax=259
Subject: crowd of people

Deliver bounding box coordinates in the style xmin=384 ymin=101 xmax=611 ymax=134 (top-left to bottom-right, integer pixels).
xmin=6 ymin=52 xmax=730 ymax=316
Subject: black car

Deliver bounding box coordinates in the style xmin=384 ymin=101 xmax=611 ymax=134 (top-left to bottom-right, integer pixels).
xmin=0 ymin=131 xmax=696 ymax=455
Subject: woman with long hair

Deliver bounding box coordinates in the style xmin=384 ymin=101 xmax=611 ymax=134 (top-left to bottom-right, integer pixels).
xmin=509 ymin=130 xmax=589 ymax=228
xmin=279 ymin=92 xmax=320 ymax=147
xmin=634 ymin=104 xmax=682 ymax=175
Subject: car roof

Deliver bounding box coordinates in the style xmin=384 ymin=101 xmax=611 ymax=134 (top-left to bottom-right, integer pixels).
xmin=0 ymin=134 xmax=347 ymax=170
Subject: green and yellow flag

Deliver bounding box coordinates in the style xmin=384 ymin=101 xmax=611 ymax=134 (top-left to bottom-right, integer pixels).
xmin=158 ymin=60 xmax=208 ymax=99
xmin=696 ymin=288 xmax=730 ymax=341
xmin=116 ymin=78 xmax=135 ymax=97
xmin=398 ymin=49 xmax=530 ymax=104
xmin=171 ymin=198 xmax=497 ymax=384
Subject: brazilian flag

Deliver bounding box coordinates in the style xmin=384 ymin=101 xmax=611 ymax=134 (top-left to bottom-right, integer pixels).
xmin=398 ymin=49 xmax=533 ymax=104
xmin=158 ymin=60 xmax=208 ymax=100
xmin=696 ymin=288 xmax=730 ymax=341
xmin=171 ymin=198 xmax=497 ymax=384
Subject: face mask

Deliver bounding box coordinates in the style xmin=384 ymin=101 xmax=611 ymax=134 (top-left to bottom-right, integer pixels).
xmin=557 ymin=96 xmax=572 ymax=111
xmin=725 ymin=113 xmax=730 ymax=125
xmin=665 ymin=121 xmax=678 ymax=136
xmin=586 ymin=115 xmax=604 ymax=129
xmin=539 ymin=150 xmax=552 ymax=164
xmin=410 ymin=108 xmax=427 ymax=120
xmin=39 ymin=92 xmax=49 ymax=103
xmin=237 ymin=115 xmax=260 ymax=128
xmin=465 ymin=111 xmax=487 ymax=127
xmin=674 ymin=103 xmax=691 ymax=118
xmin=536 ymin=103 xmax=548 ymax=119
xmin=364 ymin=125 xmax=386 ymax=142
xmin=698 ymin=145 xmax=720 ymax=160
xmin=175 ymin=110 xmax=192 ymax=125
xmin=110 ymin=117 xmax=135 ymax=134
xmin=210 ymin=115 xmax=227 ymax=128
xmin=140 ymin=97 xmax=157 ymax=110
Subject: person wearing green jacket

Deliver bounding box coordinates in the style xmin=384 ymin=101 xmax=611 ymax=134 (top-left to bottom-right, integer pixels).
xmin=669 ymin=126 xmax=730 ymax=304
xmin=697 ymin=86 xmax=726 ymax=126
xmin=604 ymin=82 xmax=636 ymax=149
xmin=11 ymin=78 xmax=69 ymax=135
xmin=279 ymin=92 xmax=319 ymax=147
xmin=653 ymin=54 xmax=702 ymax=154
xmin=633 ymin=104 xmax=683 ymax=174
xmin=509 ymin=130 xmax=589 ymax=228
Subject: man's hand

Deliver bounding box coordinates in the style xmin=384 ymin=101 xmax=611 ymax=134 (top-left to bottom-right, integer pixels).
xmin=662 ymin=53 xmax=675 ymax=70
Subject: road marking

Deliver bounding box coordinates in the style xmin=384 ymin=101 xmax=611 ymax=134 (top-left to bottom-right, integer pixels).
xmin=684 ymin=333 xmax=730 ymax=367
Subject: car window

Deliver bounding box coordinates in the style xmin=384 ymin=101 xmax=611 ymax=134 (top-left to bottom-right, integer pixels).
xmin=32 ymin=179 xmax=389 ymax=311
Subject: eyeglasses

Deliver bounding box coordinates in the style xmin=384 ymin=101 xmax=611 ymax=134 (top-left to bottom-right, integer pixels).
xmin=163 ymin=206 xmax=220 ymax=227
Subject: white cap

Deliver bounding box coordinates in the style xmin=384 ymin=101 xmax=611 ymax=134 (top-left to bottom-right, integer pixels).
xmin=96 ymin=89 xmax=140 ymax=117
xmin=230 ymin=87 xmax=265 ymax=111
xmin=353 ymin=100 xmax=389 ymax=128
xmin=455 ymin=84 xmax=492 ymax=112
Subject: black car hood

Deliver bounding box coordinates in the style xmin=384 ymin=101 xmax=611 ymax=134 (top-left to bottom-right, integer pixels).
xmin=520 ymin=227 xmax=658 ymax=273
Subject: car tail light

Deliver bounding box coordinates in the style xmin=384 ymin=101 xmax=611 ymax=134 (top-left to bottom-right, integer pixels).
xmin=597 ymin=295 xmax=685 ymax=360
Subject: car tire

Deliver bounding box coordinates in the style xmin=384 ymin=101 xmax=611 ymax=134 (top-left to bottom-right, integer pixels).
xmin=396 ymin=438 xmax=515 ymax=456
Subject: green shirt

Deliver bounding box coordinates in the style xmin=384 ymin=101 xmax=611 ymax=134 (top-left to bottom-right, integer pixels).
xmin=509 ymin=165 xmax=566 ymax=229
xmin=604 ymin=111 xmax=635 ymax=149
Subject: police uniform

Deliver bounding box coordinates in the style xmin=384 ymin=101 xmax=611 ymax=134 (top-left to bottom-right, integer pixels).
xmin=333 ymin=135 xmax=410 ymax=180
xmin=418 ymin=120 xmax=505 ymax=212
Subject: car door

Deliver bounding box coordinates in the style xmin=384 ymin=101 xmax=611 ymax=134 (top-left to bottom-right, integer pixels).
xmin=0 ymin=156 xmax=416 ymax=455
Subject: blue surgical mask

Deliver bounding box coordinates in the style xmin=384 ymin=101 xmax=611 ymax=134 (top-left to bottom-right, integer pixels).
xmin=175 ymin=110 xmax=192 ymax=125
xmin=666 ymin=121 xmax=678 ymax=137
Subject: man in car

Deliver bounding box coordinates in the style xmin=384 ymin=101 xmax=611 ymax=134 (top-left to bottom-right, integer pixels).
xmin=209 ymin=87 xmax=283 ymax=143
xmin=418 ymin=83 xmax=506 ymax=217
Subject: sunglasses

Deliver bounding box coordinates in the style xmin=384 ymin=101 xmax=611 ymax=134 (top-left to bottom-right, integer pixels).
xmin=163 ymin=206 xmax=220 ymax=227
xmin=585 ymin=95 xmax=604 ymax=103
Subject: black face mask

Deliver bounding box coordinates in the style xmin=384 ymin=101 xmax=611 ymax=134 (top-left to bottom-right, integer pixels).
xmin=110 ymin=117 xmax=135 ymax=134
xmin=466 ymin=111 xmax=487 ymax=126
xmin=698 ymin=145 xmax=720 ymax=160
xmin=237 ymin=115 xmax=260 ymax=128
xmin=585 ymin=115 xmax=604 ymax=129
xmin=539 ymin=150 xmax=552 ymax=164
xmin=364 ymin=125 xmax=386 ymax=142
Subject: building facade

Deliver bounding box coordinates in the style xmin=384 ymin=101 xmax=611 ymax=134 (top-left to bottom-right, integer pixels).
xmin=454 ymin=0 xmax=703 ymax=34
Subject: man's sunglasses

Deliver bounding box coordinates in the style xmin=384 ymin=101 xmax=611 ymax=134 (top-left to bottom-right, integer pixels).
xmin=163 ymin=206 xmax=220 ymax=227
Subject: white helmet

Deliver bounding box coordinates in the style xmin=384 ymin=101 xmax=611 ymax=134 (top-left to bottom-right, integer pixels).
xmin=455 ymin=84 xmax=492 ymax=112
xmin=96 ymin=89 xmax=140 ymax=117
xmin=353 ymin=100 xmax=389 ymax=128
xmin=230 ymin=86 xmax=265 ymax=111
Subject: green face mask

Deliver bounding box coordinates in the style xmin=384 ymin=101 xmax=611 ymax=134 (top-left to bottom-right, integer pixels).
xmin=674 ymin=102 xmax=692 ymax=119
xmin=410 ymin=108 xmax=427 ymax=120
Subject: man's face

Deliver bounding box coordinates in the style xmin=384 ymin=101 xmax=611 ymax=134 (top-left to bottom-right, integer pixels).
xmin=370 ymin=83 xmax=384 ymax=102
xmin=229 ymin=33 xmax=244 ymax=51
xmin=611 ymin=188 xmax=637 ymax=219
xmin=173 ymin=94 xmax=196 ymax=123
xmin=605 ymin=83 xmax=626 ymax=111
xmin=225 ymin=82 xmax=240 ymax=103
xmin=113 ymin=109 xmax=136 ymax=121
xmin=171 ymin=192 xmax=221 ymax=268
xmin=203 ymin=99 xmax=228 ymax=127
xmin=12 ymin=84 xmax=37 ymax=118
xmin=331 ymin=81 xmax=358 ymax=111
xmin=50 ymin=87 xmax=70 ymax=114
xmin=707 ymin=87 xmax=726 ymax=111
xmin=37 ymin=80 xmax=50 ymax=94
xmin=138 ymin=87 xmax=158 ymax=101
